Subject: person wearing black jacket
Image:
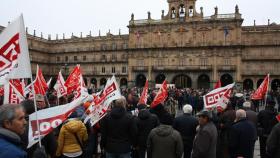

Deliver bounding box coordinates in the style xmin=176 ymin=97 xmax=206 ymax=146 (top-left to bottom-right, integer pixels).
xmin=257 ymin=100 xmax=278 ymax=158
xmin=173 ymin=104 xmax=198 ymax=158
xmin=100 ymin=98 xmax=137 ymax=158
xmin=229 ymin=109 xmax=257 ymax=158
xmin=136 ymin=104 xmax=159 ymax=158
xmin=266 ymin=122 xmax=280 ymax=158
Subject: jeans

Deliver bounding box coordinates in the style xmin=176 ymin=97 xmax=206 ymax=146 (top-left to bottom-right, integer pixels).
xmin=106 ymin=152 xmax=131 ymax=158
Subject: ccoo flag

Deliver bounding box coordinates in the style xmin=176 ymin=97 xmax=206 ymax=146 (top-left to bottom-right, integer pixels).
xmin=0 ymin=15 xmax=31 ymax=85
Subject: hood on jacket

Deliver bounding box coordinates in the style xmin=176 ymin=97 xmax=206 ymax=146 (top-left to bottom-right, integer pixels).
xmin=64 ymin=119 xmax=84 ymax=133
xmin=110 ymin=106 xmax=126 ymax=119
xmin=138 ymin=109 xmax=151 ymax=120
xmin=154 ymin=125 xmax=173 ymax=137
xmin=0 ymin=128 xmax=21 ymax=145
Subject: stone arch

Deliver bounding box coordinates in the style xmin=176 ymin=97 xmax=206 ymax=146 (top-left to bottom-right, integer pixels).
xmin=155 ymin=74 xmax=166 ymax=84
xmin=120 ymin=78 xmax=128 ymax=88
xmin=271 ymin=79 xmax=280 ymax=91
xmin=220 ymin=73 xmax=233 ymax=87
xmin=91 ymin=78 xmax=97 ymax=88
xmin=243 ymin=79 xmax=254 ymax=90
xmin=136 ymin=74 xmax=146 ymax=87
xmin=172 ymin=74 xmax=192 ymax=88
xmin=197 ymin=74 xmax=210 ymax=89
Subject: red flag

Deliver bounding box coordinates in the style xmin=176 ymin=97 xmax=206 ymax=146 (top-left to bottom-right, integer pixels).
xmin=276 ymin=114 xmax=280 ymax=122
xmin=151 ymin=80 xmax=168 ymax=108
xmin=251 ymin=74 xmax=269 ymax=100
xmin=33 ymin=65 xmax=48 ymax=95
xmin=214 ymin=80 xmax=221 ymax=89
xmin=64 ymin=65 xmax=81 ymax=94
xmin=138 ymin=79 xmax=148 ymax=105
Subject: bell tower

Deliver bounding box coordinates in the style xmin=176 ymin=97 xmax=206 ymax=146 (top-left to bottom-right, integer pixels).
xmin=167 ymin=0 xmax=199 ymax=20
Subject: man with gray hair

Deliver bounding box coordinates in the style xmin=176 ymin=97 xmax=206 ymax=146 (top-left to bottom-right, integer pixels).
xmin=229 ymin=109 xmax=257 ymax=158
xmin=173 ymin=104 xmax=198 ymax=158
xmin=243 ymin=101 xmax=257 ymax=126
xmin=0 ymin=104 xmax=27 ymax=157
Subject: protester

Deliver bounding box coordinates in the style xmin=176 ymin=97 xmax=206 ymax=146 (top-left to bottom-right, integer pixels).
xmin=100 ymin=98 xmax=137 ymax=158
xmin=0 ymin=104 xmax=27 ymax=157
xmin=56 ymin=111 xmax=88 ymax=158
xmin=217 ymin=103 xmax=236 ymax=158
xmin=173 ymin=104 xmax=198 ymax=158
xmin=136 ymin=104 xmax=159 ymax=158
xmin=147 ymin=112 xmax=183 ymax=158
xmin=257 ymin=100 xmax=278 ymax=158
xmin=191 ymin=110 xmax=217 ymax=158
xmin=20 ymin=99 xmax=57 ymax=158
xmin=266 ymin=121 xmax=280 ymax=158
xmin=229 ymin=109 xmax=257 ymax=158
xmin=243 ymin=101 xmax=257 ymax=127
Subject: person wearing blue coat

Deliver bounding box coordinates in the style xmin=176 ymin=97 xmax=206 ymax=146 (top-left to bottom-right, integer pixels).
xmin=0 ymin=104 xmax=27 ymax=158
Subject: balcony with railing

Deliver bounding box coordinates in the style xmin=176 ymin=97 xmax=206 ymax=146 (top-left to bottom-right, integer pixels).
xmin=152 ymin=65 xmax=212 ymax=71
xmin=131 ymin=13 xmax=238 ymax=26
xmin=242 ymin=68 xmax=279 ymax=76
xmin=217 ymin=65 xmax=236 ymax=71
xmin=132 ymin=66 xmax=148 ymax=72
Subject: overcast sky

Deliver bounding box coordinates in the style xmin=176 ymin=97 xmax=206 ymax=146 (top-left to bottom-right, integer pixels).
xmin=0 ymin=0 xmax=279 ymax=39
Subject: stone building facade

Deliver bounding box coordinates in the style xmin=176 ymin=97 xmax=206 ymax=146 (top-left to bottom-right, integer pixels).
xmin=1 ymin=0 xmax=280 ymax=90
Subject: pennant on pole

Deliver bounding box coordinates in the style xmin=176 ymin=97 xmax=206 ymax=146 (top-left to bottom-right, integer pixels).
xmin=151 ymin=80 xmax=168 ymax=108
xmin=53 ymin=71 xmax=67 ymax=98
xmin=251 ymin=74 xmax=269 ymax=100
xmin=138 ymin=79 xmax=148 ymax=105
xmin=203 ymin=83 xmax=235 ymax=110
xmin=33 ymin=65 xmax=48 ymax=96
xmin=65 ymin=65 xmax=81 ymax=94
xmin=214 ymin=80 xmax=222 ymax=89
xmin=0 ymin=15 xmax=31 ymax=85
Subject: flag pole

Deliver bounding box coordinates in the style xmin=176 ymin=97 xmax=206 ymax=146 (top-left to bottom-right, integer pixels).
xmin=30 ymin=66 xmax=42 ymax=147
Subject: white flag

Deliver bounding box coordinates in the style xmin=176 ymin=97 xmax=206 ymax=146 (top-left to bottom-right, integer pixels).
xmin=27 ymin=96 xmax=88 ymax=148
xmin=203 ymin=83 xmax=235 ymax=110
xmin=53 ymin=71 xmax=67 ymax=98
xmin=84 ymin=76 xmax=122 ymax=126
xmin=0 ymin=15 xmax=31 ymax=85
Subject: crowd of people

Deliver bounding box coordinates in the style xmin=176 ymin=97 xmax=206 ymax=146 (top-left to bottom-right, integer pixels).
xmin=0 ymin=87 xmax=280 ymax=158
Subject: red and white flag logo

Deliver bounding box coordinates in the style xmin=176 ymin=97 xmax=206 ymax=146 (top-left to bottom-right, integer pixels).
xmin=0 ymin=15 xmax=31 ymax=85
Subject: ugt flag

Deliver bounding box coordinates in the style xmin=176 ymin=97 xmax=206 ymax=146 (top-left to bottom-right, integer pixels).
xmin=0 ymin=15 xmax=31 ymax=85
